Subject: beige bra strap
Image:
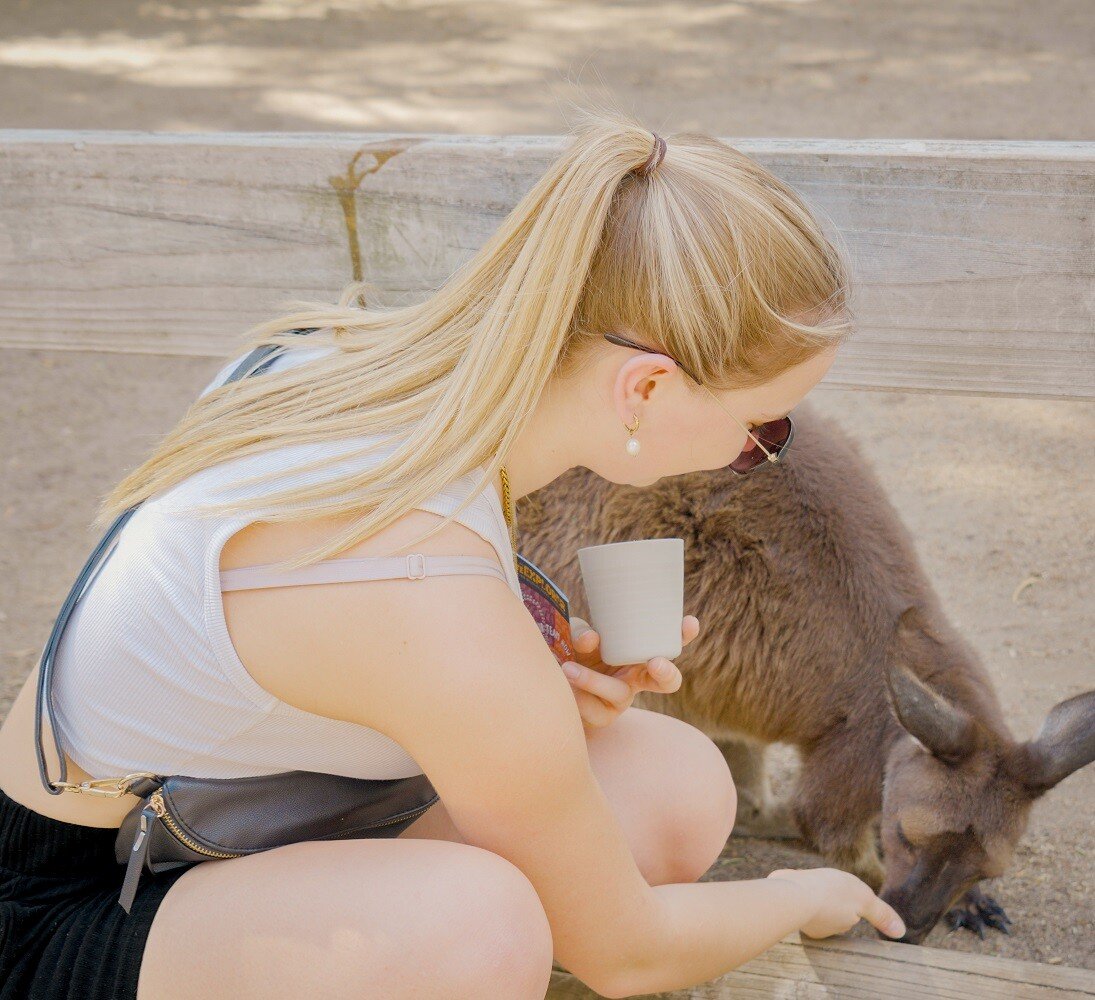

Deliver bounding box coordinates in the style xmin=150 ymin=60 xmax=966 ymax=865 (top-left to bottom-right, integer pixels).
xmin=220 ymin=552 xmax=509 ymax=592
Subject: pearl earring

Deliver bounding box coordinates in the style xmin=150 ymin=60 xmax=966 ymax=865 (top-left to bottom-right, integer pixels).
xmin=624 ymin=414 xmax=640 ymax=456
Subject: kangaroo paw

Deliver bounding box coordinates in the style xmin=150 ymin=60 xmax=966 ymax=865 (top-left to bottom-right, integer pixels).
xmin=944 ymin=885 xmax=1013 ymax=939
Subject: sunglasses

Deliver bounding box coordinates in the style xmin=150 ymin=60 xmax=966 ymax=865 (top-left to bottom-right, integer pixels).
xmin=602 ymin=331 xmax=795 ymax=475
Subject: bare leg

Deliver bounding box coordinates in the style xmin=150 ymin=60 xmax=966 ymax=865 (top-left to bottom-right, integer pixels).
xmin=138 ymin=708 xmax=737 ymax=999
xmin=403 ymin=707 xmax=739 ymax=887
xmin=137 ymin=838 xmax=554 ymax=1000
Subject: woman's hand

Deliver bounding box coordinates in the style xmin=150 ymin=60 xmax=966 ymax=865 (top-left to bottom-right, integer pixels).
xmin=766 ymin=868 xmax=907 ymax=940
xmin=560 ymin=614 xmax=700 ymax=731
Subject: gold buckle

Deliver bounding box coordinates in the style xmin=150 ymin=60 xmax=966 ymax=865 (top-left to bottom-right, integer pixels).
xmin=50 ymin=771 xmax=161 ymax=798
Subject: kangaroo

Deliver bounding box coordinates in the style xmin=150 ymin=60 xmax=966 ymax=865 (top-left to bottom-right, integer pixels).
xmin=516 ymin=398 xmax=1095 ymax=944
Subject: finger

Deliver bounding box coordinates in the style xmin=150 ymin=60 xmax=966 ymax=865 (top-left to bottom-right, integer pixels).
xmin=570 ymin=616 xmax=592 ymax=640
xmin=567 ymin=662 xmax=632 ymax=708
xmin=641 ymin=657 xmax=682 ymax=693
xmin=576 ymin=627 xmax=599 ymax=652
xmin=568 ymin=620 xmax=602 ymax=668
xmin=608 ymin=661 xmax=653 ymax=685
xmin=681 ymin=615 xmax=700 ymax=645
xmin=610 ymin=658 xmax=679 ymax=694
xmin=572 ymin=688 xmax=614 ymax=729
xmin=562 ymin=661 xmax=632 ymax=709
xmin=861 ymin=892 xmax=907 ymax=939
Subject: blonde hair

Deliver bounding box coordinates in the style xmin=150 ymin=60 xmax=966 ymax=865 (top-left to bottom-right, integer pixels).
xmin=97 ymin=100 xmax=854 ymax=572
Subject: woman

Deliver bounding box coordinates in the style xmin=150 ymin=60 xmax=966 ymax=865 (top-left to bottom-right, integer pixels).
xmin=0 ymin=104 xmax=905 ymax=1000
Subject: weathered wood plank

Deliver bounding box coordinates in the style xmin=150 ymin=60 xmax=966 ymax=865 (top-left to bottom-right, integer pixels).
xmin=0 ymin=132 xmax=1092 ymax=399
xmin=546 ymin=933 xmax=1095 ymax=998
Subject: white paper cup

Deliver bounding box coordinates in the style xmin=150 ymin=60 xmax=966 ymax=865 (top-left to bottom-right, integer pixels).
xmin=577 ymin=538 xmax=684 ymax=666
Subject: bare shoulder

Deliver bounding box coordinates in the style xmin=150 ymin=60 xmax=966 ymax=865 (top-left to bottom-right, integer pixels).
xmin=219 ymin=505 xmax=512 ymax=723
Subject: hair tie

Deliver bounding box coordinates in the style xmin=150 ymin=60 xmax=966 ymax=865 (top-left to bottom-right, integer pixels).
xmin=636 ymin=132 xmax=667 ymax=177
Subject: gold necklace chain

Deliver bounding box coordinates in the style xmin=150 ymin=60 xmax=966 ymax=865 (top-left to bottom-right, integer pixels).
xmin=498 ymin=464 xmax=519 ymax=564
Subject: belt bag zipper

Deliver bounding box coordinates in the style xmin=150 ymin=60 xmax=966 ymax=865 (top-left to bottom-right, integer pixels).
xmin=117 ymin=787 xmax=438 ymax=913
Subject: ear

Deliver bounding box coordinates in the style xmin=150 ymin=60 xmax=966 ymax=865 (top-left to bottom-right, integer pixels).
xmin=1010 ymin=689 xmax=1095 ymax=796
xmin=896 ymin=604 xmax=943 ymax=644
xmin=884 ymin=605 xmax=979 ymax=764
xmin=883 ymin=661 xmax=979 ymax=764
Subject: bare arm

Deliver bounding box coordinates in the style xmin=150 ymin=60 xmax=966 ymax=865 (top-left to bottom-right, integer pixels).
xmin=294 ymin=537 xmax=902 ymax=997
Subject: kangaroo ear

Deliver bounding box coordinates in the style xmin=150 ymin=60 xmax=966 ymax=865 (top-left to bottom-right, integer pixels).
xmin=883 ymin=661 xmax=979 ymax=764
xmin=896 ymin=604 xmax=939 ymax=642
xmin=1012 ymin=689 xmax=1095 ymax=795
xmin=885 ymin=606 xmax=978 ymax=763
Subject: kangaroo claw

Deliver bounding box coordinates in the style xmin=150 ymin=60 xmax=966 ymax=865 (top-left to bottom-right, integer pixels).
xmin=944 ymin=886 xmax=1013 ymax=939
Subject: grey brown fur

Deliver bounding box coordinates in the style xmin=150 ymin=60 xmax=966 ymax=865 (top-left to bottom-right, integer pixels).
xmin=517 ymin=400 xmax=1095 ymax=943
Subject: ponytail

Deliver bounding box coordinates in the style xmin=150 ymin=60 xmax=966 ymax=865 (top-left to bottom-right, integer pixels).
xmin=98 ymin=100 xmax=851 ymax=570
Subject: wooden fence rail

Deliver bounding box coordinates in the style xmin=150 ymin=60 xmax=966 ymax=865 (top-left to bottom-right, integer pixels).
xmin=1 ymin=131 xmax=1092 ymax=399
xmin=547 ymin=933 xmax=1095 ymax=999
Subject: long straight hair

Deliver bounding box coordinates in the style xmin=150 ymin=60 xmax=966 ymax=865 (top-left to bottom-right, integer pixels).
xmin=97 ymin=101 xmax=854 ymax=572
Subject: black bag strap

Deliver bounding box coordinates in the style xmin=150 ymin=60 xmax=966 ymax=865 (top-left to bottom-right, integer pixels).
xmin=35 ymin=329 xmax=319 ymax=796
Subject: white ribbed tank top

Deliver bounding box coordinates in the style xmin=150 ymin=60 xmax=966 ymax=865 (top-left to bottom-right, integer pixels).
xmin=52 ymin=344 xmax=522 ymax=781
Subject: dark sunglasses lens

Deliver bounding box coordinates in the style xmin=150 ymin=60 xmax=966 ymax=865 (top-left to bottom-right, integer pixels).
xmin=729 ymin=417 xmax=793 ymax=474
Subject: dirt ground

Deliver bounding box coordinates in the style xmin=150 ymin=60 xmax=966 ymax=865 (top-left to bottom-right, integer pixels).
xmin=1 ymin=0 xmax=1092 ymax=973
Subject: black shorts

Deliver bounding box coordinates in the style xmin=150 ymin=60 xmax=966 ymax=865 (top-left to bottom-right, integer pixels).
xmin=0 ymin=783 xmax=191 ymax=1000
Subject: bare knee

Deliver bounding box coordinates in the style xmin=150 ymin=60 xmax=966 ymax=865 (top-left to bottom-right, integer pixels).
xmin=337 ymin=845 xmax=553 ymax=999
xmin=660 ymin=726 xmax=737 ymax=883
xmin=441 ymin=847 xmax=554 ymax=999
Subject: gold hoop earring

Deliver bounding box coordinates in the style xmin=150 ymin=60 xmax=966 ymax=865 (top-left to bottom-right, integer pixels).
xmin=624 ymin=414 xmax=640 ymax=456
